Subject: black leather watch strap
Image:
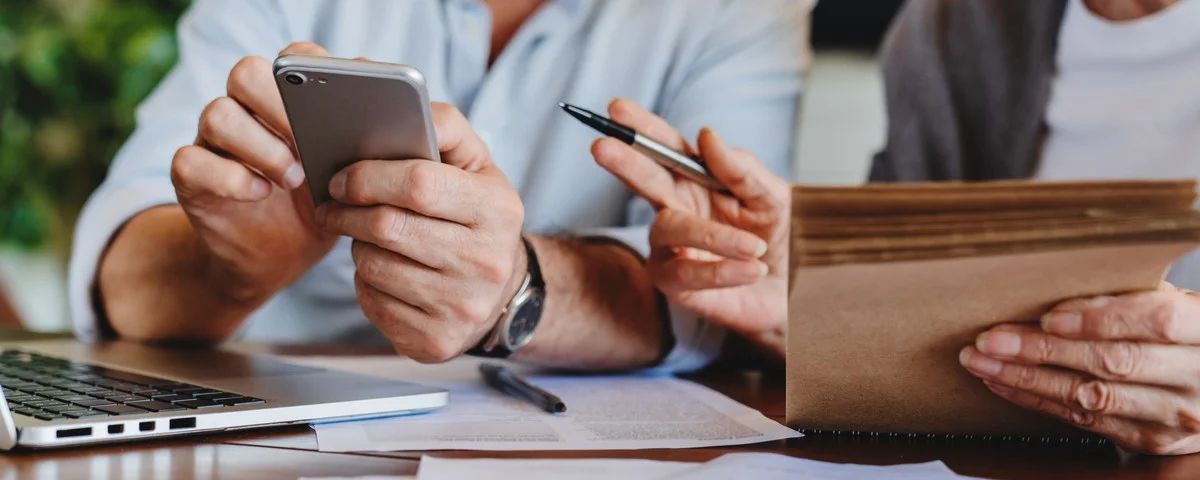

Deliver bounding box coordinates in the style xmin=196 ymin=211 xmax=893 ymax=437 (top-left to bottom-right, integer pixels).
xmin=523 ymin=237 xmax=544 ymax=290
xmin=466 ymin=237 xmax=542 ymax=358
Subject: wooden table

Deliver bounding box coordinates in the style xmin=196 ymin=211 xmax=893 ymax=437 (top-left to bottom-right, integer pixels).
xmin=2 ymin=342 xmax=1199 ymax=479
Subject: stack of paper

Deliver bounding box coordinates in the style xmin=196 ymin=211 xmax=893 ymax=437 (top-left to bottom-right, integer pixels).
xmin=791 ymin=180 xmax=1200 ymax=267
xmin=305 ymin=454 xmax=979 ymax=480
xmin=416 ymin=453 xmax=976 ymax=480
xmin=284 ymin=356 xmax=800 ymax=452
xmin=787 ymin=180 xmax=1200 ymax=437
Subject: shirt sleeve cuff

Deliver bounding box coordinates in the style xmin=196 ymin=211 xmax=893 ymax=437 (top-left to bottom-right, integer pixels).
xmin=68 ymin=176 xmax=178 ymax=342
xmin=573 ymin=226 xmax=728 ymax=374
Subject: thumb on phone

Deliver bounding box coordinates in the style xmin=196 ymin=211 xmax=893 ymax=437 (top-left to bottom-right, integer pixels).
xmin=430 ymin=102 xmax=501 ymax=177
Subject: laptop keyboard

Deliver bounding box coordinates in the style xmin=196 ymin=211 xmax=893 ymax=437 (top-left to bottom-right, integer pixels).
xmin=0 ymin=349 xmax=263 ymax=422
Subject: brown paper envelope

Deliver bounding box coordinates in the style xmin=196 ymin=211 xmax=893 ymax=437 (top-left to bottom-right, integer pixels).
xmin=786 ymin=241 xmax=1199 ymax=436
xmin=793 ymin=181 xmax=1196 ymax=217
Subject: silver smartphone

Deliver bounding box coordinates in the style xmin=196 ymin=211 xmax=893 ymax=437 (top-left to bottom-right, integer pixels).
xmin=274 ymin=55 xmax=440 ymax=205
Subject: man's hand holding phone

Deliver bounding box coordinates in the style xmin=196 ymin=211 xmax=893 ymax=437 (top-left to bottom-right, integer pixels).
xmin=172 ymin=42 xmax=526 ymax=361
xmin=170 ymin=42 xmax=337 ymax=311
xmin=315 ymin=103 xmax=528 ymax=363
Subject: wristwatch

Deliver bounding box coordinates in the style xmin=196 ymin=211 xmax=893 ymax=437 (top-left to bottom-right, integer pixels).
xmin=468 ymin=238 xmax=546 ymax=358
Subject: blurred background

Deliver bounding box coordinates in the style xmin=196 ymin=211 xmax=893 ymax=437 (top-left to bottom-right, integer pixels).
xmin=0 ymin=0 xmax=190 ymax=331
xmin=0 ymin=0 xmax=900 ymax=333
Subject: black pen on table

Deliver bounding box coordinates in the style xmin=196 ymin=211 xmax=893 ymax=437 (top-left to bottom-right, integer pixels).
xmin=558 ymin=102 xmax=731 ymax=194
xmin=479 ymin=363 xmax=566 ymax=414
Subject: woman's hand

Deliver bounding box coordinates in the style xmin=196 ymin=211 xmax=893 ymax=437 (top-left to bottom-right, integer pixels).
xmin=960 ymin=282 xmax=1200 ymax=455
xmin=591 ymin=99 xmax=789 ymax=357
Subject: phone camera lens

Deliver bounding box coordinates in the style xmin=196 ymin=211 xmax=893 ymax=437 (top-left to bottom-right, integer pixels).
xmin=285 ymin=73 xmax=306 ymax=85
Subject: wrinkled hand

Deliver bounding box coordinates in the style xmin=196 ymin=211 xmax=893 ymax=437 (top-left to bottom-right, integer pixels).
xmin=590 ymin=100 xmax=789 ymax=345
xmin=171 ymin=42 xmax=337 ymax=305
xmin=961 ymin=282 xmax=1200 ymax=455
xmin=316 ymin=103 xmax=526 ymax=363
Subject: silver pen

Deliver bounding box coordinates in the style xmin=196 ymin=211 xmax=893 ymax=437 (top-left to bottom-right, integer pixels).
xmin=559 ymin=102 xmax=730 ymax=193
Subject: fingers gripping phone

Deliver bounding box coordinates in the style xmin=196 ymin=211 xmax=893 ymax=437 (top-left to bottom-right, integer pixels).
xmin=274 ymin=55 xmax=441 ymax=205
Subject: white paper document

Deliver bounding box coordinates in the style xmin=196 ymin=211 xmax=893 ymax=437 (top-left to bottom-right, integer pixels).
xmin=665 ymin=453 xmax=964 ymax=479
xmin=414 ymin=454 xmax=969 ymax=480
xmin=416 ymin=456 xmax=697 ymax=480
xmin=280 ymin=356 xmax=799 ymax=452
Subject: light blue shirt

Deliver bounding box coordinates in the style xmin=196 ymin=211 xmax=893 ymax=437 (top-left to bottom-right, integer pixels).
xmin=69 ymin=0 xmax=809 ymax=372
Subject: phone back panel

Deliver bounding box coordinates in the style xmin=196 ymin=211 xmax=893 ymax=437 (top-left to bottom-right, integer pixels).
xmin=274 ymin=55 xmax=440 ymax=205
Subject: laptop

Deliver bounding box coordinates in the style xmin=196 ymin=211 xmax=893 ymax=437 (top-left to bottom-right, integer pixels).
xmin=0 ymin=340 xmax=448 ymax=449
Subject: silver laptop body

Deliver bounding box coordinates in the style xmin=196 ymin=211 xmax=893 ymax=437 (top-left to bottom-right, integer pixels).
xmin=0 ymin=340 xmax=447 ymax=449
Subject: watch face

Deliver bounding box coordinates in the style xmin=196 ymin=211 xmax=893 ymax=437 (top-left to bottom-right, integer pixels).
xmin=505 ymin=289 xmax=544 ymax=349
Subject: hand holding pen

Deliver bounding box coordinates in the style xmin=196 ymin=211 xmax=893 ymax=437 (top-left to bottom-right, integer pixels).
xmin=561 ymin=99 xmax=790 ymax=357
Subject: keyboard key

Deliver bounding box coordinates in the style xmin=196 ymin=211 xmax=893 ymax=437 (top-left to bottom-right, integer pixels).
xmin=62 ymin=410 xmax=108 ymax=419
xmin=174 ymin=399 xmax=222 ymax=409
xmin=186 ymin=389 xmax=227 ymax=398
xmin=39 ymin=389 xmax=73 ymax=397
xmin=131 ymin=389 xmax=170 ymax=397
xmin=43 ymin=405 xmax=80 ymax=413
xmin=87 ymin=390 xmax=121 ymax=398
xmin=104 ymin=395 xmax=148 ymax=404
xmin=109 ymin=383 xmax=145 ymax=393
xmin=94 ymin=404 xmax=148 ymax=416
xmin=25 ymin=400 xmax=63 ymax=408
xmin=33 ymin=414 xmax=64 ymax=421
xmin=216 ymin=396 xmax=265 ymax=406
xmin=151 ymin=394 xmax=193 ymax=403
xmin=146 ymin=382 xmax=189 ymax=390
xmin=54 ymin=394 xmax=93 ymax=402
xmin=171 ymin=387 xmax=206 ymax=394
xmin=126 ymin=400 xmax=185 ymax=412
xmin=71 ymin=399 xmax=116 ymax=408
xmin=13 ymin=407 xmax=41 ymax=417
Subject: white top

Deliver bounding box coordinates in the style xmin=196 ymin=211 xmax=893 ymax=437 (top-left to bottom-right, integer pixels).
xmin=1038 ymin=0 xmax=1200 ymax=290
xmin=68 ymin=0 xmax=812 ymax=372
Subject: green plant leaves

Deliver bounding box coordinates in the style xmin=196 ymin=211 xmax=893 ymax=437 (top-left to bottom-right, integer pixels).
xmin=0 ymin=0 xmax=189 ymax=251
